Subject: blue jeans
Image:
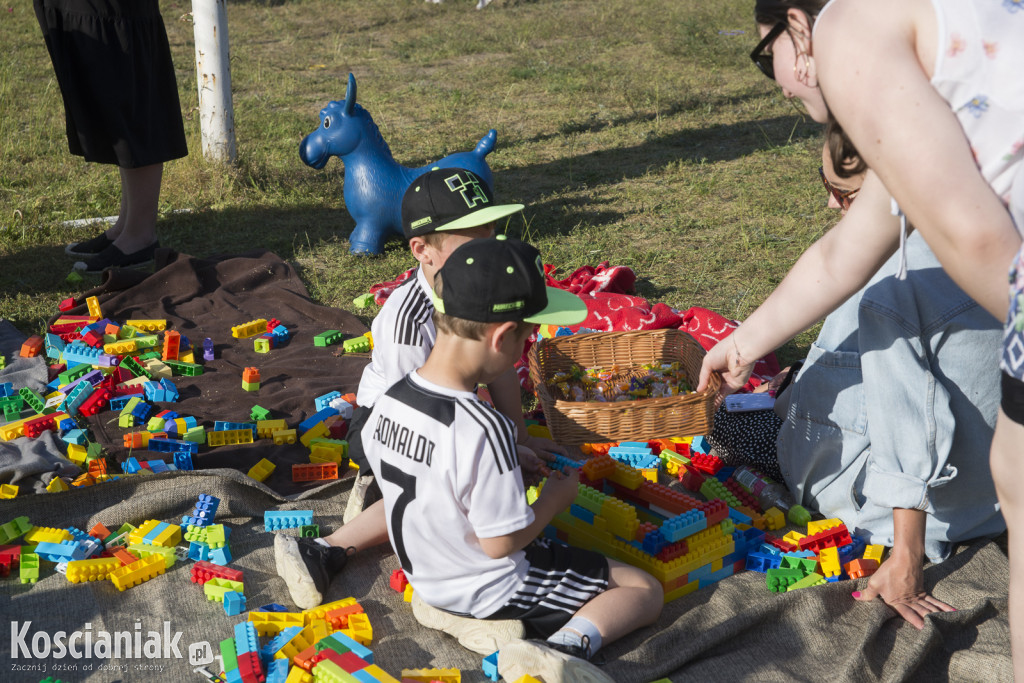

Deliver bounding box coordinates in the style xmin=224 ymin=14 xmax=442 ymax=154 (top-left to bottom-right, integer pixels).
xmin=775 ymin=231 xmax=1005 ymax=562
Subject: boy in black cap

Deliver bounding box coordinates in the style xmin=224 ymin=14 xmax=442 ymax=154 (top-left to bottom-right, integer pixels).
xmin=275 ymin=169 xmax=572 ymax=647
xmin=364 ymin=236 xmax=663 ymax=683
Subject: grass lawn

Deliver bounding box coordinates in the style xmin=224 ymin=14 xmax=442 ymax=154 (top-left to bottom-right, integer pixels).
xmin=0 ymin=0 xmax=836 ymax=366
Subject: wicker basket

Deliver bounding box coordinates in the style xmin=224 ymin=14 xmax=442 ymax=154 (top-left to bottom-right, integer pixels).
xmin=528 ymin=328 xmax=720 ymax=444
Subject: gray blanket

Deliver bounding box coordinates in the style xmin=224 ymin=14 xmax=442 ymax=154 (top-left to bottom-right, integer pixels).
xmin=0 ymin=469 xmax=1011 ymax=682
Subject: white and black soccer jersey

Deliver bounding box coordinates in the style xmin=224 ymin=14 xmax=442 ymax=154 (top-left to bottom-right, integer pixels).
xmin=356 ymin=267 xmax=437 ymax=409
xmin=363 ymin=370 xmax=534 ymax=618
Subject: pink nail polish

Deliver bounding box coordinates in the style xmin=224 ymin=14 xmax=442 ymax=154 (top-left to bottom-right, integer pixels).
xmin=852 ymin=591 xmax=861 ymax=598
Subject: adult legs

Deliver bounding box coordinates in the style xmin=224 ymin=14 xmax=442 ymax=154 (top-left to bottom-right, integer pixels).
xmin=990 ymin=410 xmax=1024 ymax=680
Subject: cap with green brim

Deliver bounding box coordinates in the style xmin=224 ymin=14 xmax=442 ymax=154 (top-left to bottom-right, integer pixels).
xmin=402 ymin=167 xmax=523 ymax=239
xmin=432 ymin=236 xmax=588 ymax=326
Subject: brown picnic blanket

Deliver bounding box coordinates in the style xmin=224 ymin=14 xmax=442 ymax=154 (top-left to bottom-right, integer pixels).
xmin=0 ymin=251 xmax=1012 ymax=681
xmin=52 ymin=248 xmax=371 ymax=497
xmin=0 ymin=470 xmax=1011 ymax=682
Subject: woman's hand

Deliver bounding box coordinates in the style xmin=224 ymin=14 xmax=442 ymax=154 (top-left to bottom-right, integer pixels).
xmin=854 ymin=552 xmax=954 ymax=628
xmin=697 ymin=333 xmax=756 ymax=404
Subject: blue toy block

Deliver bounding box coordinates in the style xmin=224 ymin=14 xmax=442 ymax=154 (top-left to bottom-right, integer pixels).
xmin=661 ymin=510 xmax=707 ymax=542
xmin=131 ymin=401 xmax=153 ymax=422
xmin=698 ymin=563 xmax=737 ymax=589
xmin=353 ymin=671 xmax=381 ymax=683
xmin=223 ymin=591 xmax=246 ymax=617
xmin=143 ymin=382 xmax=165 ymax=402
xmin=148 ymin=438 xmax=198 ymax=455
xmin=208 ymin=545 xmax=232 ymax=566
xmin=108 ymin=396 xmax=132 ymax=411
xmin=45 ymin=377 xmax=62 ymax=393
xmin=35 ymin=540 xmax=87 ymax=563
xmin=203 ymin=337 xmax=215 ymax=361
xmin=270 ymin=325 xmax=290 ymax=341
xmin=569 ymin=504 xmax=595 ymax=525
xmin=146 ymin=459 xmax=169 ymax=474
xmin=214 ymin=421 xmax=256 ymax=437
xmin=745 ymin=551 xmax=782 ymax=573
xmin=297 ymin=408 xmax=338 ymax=435
xmin=234 ymin=621 xmax=259 ymax=655
xmin=727 ymin=507 xmax=753 ymax=526
xmin=327 ymin=631 xmax=373 ymax=663
xmin=314 ymin=391 xmax=342 ymax=412
xmin=607 ymin=450 xmax=661 ymax=470
xmin=57 ymin=417 xmax=76 ymax=433
xmin=548 ymin=454 xmax=584 ymax=473
xmin=482 ymin=651 xmax=499 ymax=682
xmin=254 ymin=603 xmax=290 ymax=613
xmin=642 ymin=529 xmax=667 ymax=555
xmin=62 ymin=428 xmax=87 ymax=445
xmin=264 ymin=510 xmax=314 ymax=531
xmin=264 ymin=659 xmax=289 ymax=683
xmin=188 ymin=541 xmax=211 ymax=562
xmin=0 ymin=382 xmax=12 ymax=398
xmin=262 ymin=626 xmax=302 ymax=661
xmin=159 ymin=378 xmax=179 ymax=402
xmin=123 ymin=457 xmax=142 ymax=474
xmin=173 ymin=451 xmax=194 ymax=471
xmin=758 ymin=543 xmax=784 ymax=557
xmin=44 ymin=332 xmax=66 ymax=359
xmin=691 ymin=435 xmax=710 ymax=454
xmin=62 ymin=341 xmax=117 ymax=368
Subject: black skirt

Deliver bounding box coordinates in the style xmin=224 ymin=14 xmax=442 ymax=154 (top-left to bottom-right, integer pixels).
xmin=34 ymin=0 xmax=188 ymax=167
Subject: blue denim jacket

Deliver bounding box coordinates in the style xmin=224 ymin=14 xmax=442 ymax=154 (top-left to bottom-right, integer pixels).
xmin=774 ymin=231 xmax=1005 ymax=562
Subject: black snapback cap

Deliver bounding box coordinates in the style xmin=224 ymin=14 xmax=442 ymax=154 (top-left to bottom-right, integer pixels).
xmin=401 ymin=168 xmax=524 ymax=239
xmin=432 ymin=235 xmax=588 ymax=325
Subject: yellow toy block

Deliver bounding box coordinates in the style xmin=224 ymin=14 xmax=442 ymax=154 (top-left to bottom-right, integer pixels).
xmin=0 ymin=417 xmax=32 ymax=442
xmin=863 ymin=544 xmax=886 ymax=564
xmin=342 ymin=611 xmax=373 ymax=646
xmin=85 ymin=295 xmax=102 ymax=319
xmin=24 ymin=526 xmax=73 ymax=545
xmin=807 ymin=518 xmax=844 ymax=534
xmin=285 ymin=664 xmax=312 ymax=683
xmin=525 ymin=423 xmax=552 ymax=440
xmin=303 ymin=597 xmax=359 ymax=624
xmin=127 ymin=543 xmax=176 ymax=568
xmin=403 ymin=583 xmax=414 ymax=603
xmin=762 ymin=507 xmax=786 ymax=531
xmin=109 ymin=554 xmax=166 ymax=591
xmin=46 ymin=477 xmax=69 ymax=493
xmin=819 ymin=546 xmax=842 ymax=579
xmin=257 ymin=419 xmax=287 ymax=438
xmin=272 ymin=429 xmax=297 ymax=445
xmin=274 ymin=624 xmax=315 ymax=660
xmin=208 ymin=429 xmax=255 ymax=447
xmin=359 ymin=665 xmax=401 ymax=683
xmin=783 ymin=530 xmax=807 ymax=545
xmin=512 ymin=677 xmax=544 ymax=683
xmin=103 ymin=339 xmax=139 ymax=355
xmin=0 ymin=484 xmax=18 ymax=499
xmin=128 ymin=520 xmax=160 ymax=546
xmin=143 ymin=359 xmax=172 ymax=379
xmin=125 ymin=319 xmax=167 ymax=332
xmin=309 ymin=447 xmax=343 ymax=465
xmin=248 ymin=458 xmax=276 ymax=482
xmin=231 ymin=319 xmax=268 ymax=339
xmin=401 ymin=669 xmax=460 ymax=683
xmin=299 ymin=421 xmax=328 ymax=448
xmin=67 ymin=557 xmax=121 ymax=583
xmin=249 ymin=611 xmax=304 ymax=637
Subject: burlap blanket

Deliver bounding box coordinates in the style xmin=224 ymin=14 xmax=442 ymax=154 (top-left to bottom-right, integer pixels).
xmin=0 ymin=251 xmax=1012 ymax=681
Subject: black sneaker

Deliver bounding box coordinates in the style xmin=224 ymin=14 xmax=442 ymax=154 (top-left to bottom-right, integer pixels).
xmin=543 ymin=635 xmax=595 ymax=662
xmin=65 ymin=232 xmax=114 ymax=257
xmin=273 ymin=535 xmax=350 ymax=609
xmin=75 ymin=242 xmax=159 ymax=274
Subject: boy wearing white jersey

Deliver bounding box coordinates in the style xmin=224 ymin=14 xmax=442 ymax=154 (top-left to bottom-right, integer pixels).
xmin=364 ymin=236 xmax=663 ymax=683
xmin=274 ymin=171 xmax=570 ymax=648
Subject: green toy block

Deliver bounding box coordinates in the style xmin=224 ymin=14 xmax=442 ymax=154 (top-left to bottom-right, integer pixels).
xmin=0 ymin=516 xmax=32 ymax=544
xmin=250 ymin=405 xmax=271 ymax=421
xmin=20 ymin=552 xmax=39 ymax=584
xmin=353 ymin=292 xmax=375 ymax=308
xmin=0 ymin=355 xmax=5 ymax=369
xmin=163 ymin=360 xmax=203 ymax=376
xmin=342 ymin=336 xmax=370 ymax=354
xmin=242 ymin=381 xmax=259 ymax=392
xmin=58 ymin=363 xmax=91 ymax=385
xmin=300 ymin=525 xmax=319 ymax=538
xmin=220 ymin=637 xmax=238 ymax=673
xmin=313 ymin=330 xmax=343 ymax=347
xmin=66 ymin=270 xmax=84 ymax=285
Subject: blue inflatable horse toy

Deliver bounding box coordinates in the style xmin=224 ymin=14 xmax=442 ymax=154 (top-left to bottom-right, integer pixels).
xmin=300 ymin=74 xmax=498 ymax=255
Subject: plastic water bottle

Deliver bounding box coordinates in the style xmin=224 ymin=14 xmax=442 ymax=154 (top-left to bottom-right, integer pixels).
xmin=733 ymin=465 xmax=811 ymax=526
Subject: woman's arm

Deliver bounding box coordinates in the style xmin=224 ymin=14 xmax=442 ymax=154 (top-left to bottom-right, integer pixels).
xmin=814 ymin=0 xmax=1021 ymax=319
xmin=699 ymin=173 xmax=901 ymax=395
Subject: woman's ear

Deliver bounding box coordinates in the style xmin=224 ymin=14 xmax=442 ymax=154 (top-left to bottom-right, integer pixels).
xmin=787 ymin=7 xmax=814 ymax=53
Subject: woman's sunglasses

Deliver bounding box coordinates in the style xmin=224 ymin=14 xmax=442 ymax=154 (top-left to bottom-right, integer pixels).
xmin=819 ymin=166 xmax=860 ymax=210
xmin=750 ymin=22 xmax=787 ymax=80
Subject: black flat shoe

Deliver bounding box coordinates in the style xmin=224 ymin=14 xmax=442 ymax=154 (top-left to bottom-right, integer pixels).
xmin=75 ymin=242 xmax=159 ymax=274
xmin=65 ymin=232 xmax=114 ymax=257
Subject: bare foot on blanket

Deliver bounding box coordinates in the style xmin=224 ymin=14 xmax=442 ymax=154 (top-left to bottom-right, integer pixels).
xmin=853 ymin=553 xmax=955 ymax=628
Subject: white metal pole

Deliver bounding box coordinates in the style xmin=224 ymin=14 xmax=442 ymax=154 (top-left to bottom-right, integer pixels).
xmin=191 ymin=0 xmax=237 ymax=163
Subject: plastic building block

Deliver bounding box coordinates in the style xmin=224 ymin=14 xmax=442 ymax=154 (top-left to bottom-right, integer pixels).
xmin=265 ymin=510 xmax=314 ymax=531
xmin=314 ymin=330 xmax=344 ymax=347
xmin=232 ymin=319 xmax=268 ymax=339
xmin=293 ymin=463 xmax=339 ymax=482
xmin=109 ymin=553 xmax=166 ymax=590
xmin=204 ymin=576 xmax=245 ymax=601
xmin=162 ymin=330 xmax=180 ymax=361
xmin=203 ymin=337 xmax=215 ymax=361
xmin=124 ymin=319 xmax=166 ymax=332
xmin=273 ymin=429 xmax=297 ymax=445
xmin=191 ymin=559 xmax=243 ymax=585
xmin=20 ymin=552 xmax=39 ymax=584
xmin=20 ymin=335 xmax=44 ymax=358
xmin=845 ymin=558 xmax=880 ymax=580
xmin=762 ymin=507 xmax=786 ymax=531
xmin=300 ymin=525 xmax=319 ymax=538
xmin=254 ymin=336 xmax=273 ymax=354
xmin=862 ymin=544 xmax=885 ymax=564
xmin=342 ymin=335 xmax=371 ymax=354
xmin=208 ymin=429 xmax=256 ymax=447
xmin=248 ymin=458 xmax=276 ymax=482
xmin=251 ymin=405 xmax=272 ymax=422
xmin=401 ymin=669 xmax=460 ymax=683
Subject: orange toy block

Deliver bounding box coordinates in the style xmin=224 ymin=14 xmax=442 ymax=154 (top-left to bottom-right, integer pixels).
xmin=20 ymin=335 xmax=44 ymax=358
xmin=242 ymin=367 xmax=261 ymax=383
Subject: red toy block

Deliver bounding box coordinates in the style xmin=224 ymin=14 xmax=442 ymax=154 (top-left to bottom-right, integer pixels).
xmin=328 ymin=419 xmax=348 ymax=440
xmin=20 ymin=335 xmax=44 ymax=358
xmin=190 ymin=560 xmax=244 ymax=585
xmin=763 ymin=534 xmax=799 ymax=553
xmin=81 ymin=329 xmax=105 ymax=348
xmin=723 ymin=478 xmax=761 ymax=512
xmin=237 ymin=650 xmax=265 ymax=683
xmin=657 ymin=539 xmax=689 ymax=562
xmin=24 ymin=414 xmax=58 ymax=439
xmin=389 ymin=568 xmax=409 ymax=593
xmin=798 ymin=524 xmax=853 ymax=554
xmin=689 ymin=452 xmax=724 ymax=475
xmin=78 ymin=387 xmax=112 ymax=417
xmin=292 ymin=463 xmax=339 ymax=482
xmin=0 ymin=545 xmax=21 ymax=576
xmin=266 ymin=318 xmax=281 ymax=331
xmin=58 ymin=297 xmax=76 ymax=312
xmin=333 ymin=650 xmax=371 ymax=673
xmin=698 ymin=499 xmax=729 ymax=526
xmin=679 ymin=465 xmax=706 ymax=492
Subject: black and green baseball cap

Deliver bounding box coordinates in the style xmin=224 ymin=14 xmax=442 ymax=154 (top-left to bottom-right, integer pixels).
xmin=432 ymin=235 xmax=588 ymax=326
xmin=401 ymin=168 xmax=524 ymax=239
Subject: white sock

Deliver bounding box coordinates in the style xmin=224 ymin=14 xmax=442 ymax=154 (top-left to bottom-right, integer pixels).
xmin=313 ymin=538 xmax=331 ymax=548
xmin=546 ymin=617 xmax=602 ymax=656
